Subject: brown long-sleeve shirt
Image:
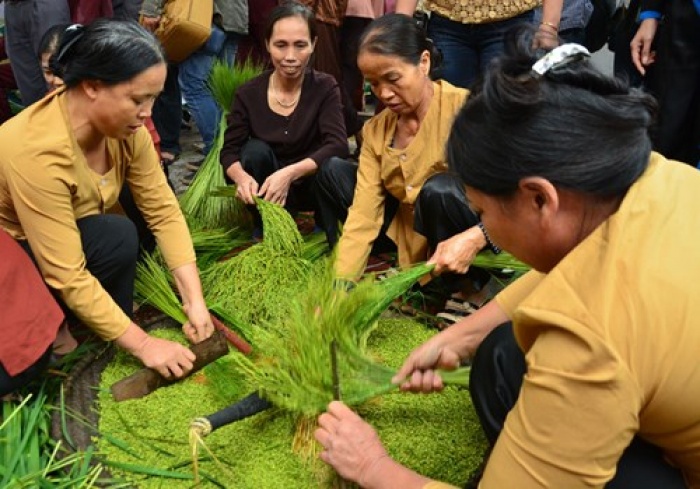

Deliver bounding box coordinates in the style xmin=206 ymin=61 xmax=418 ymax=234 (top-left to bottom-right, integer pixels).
xmin=219 ymin=69 xmax=348 ymax=171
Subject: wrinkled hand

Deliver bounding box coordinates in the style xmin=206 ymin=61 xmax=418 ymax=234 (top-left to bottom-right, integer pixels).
xmin=234 ymin=171 xmax=259 ymax=205
xmin=391 ymin=334 xmax=461 ymax=393
xmin=182 ymin=300 xmax=215 ymax=344
xmin=428 ymin=226 xmax=485 ymax=276
xmin=133 ymin=335 xmax=196 ymax=379
xmin=258 ymin=168 xmax=293 ymax=206
xmin=315 ymin=401 xmax=391 ymax=486
xmin=140 ymin=15 xmax=161 ymax=32
xmin=630 ymin=18 xmax=658 ymax=75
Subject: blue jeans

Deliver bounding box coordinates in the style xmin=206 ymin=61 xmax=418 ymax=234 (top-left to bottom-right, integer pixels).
xmin=179 ymin=27 xmax=241 ymax=154
xmin=427 ymin=11 xmax=534 ymax=88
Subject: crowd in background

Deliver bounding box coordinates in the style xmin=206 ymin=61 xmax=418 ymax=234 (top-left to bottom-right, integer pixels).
xmin=0 ymin=0 xmax=697 ymax=169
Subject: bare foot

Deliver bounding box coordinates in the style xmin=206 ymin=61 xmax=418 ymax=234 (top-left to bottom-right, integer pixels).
xmin=53 ymin=321 xmax=78 ymax=356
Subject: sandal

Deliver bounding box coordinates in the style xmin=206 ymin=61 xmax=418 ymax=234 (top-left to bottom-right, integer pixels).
xmin=436 ymin=297 xmax=481 ymax=329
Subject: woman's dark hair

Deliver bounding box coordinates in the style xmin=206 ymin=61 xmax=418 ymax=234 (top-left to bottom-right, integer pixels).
xmin=39 ymin=23 xmax=71 ymax=58
xmin=264 ymin=1 xmax=317 ymax=43
xmin=359 ymin=13 xmax=442 ymax=78
xmin=56 ymin=19 xmax=165 ymax=88
xmin=447 ymin=27 xmax=657 ymax=199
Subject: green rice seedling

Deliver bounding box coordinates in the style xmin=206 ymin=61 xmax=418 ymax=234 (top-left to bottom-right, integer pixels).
xmin=301 ymin=231 xmax=330 ymax=262
xmin=471 ymin=250 xmax=529 ymax=273
xmin=208 ymin=59 xmax=263 ymax=113
xmin=189 ymin=226 xmax=252 ymax=270
xmin=201 ymin=197 xmax=313 ymax=327
xmin=221 ymin=260 xmax=469 ymax=420
xmin=0 ymin=388 xmax=107 ymax=488
xmin=179 ymin=60 xmax=262 ymax=231
xmin=133 ymin=252 xmax=188 ymax=323
xmin=255 ymin=198 xmax=304 ymax=256
xmin=202 ymin=244 xmax=312 ymax=325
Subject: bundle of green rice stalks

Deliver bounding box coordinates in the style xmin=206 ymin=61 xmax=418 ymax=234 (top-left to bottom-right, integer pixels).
xmin=190 ymin=226 xmax=251 ymax=271
xmin=471 ymin=250 xmax=529 ymax=273
xmin=179 ymin=60 xmax=262 ymax=231
xmin=134 ymin=252 xmax=187 ymax=324
xmin=201 ymin=198 xmax=313 ymax=327
xmin=220 ymin=260 xmax=469 ymax=417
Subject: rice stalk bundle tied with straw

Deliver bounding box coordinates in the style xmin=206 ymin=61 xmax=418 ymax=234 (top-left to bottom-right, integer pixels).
xmin=201 ymin=197 xmax=312 ymax=326
xmin=179 ymin=60 xmax=263 ymax=231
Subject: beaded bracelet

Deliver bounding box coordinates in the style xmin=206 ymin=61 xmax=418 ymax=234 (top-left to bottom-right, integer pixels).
xmin=477 ymin=222 xmax=502 ymax=255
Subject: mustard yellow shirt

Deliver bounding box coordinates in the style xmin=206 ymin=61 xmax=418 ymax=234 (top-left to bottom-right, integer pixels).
xmin=335 ymin=81 xmax=468 ymax=280
xmin=482 ymin=153 xmax=700 ymax=487
xmin=0 ymin=89 xmax=195 ymax=340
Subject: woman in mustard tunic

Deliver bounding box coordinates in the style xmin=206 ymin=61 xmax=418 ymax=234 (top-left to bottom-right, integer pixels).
xmin=0 ymin=20 xmax=213 ymax=379
xmin=316 ymin=14 xmax=494 ymax=287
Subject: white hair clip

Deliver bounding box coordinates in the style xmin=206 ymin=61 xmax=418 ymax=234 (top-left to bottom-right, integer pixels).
xmin=531 ymin=43 xmax=591 ymax=76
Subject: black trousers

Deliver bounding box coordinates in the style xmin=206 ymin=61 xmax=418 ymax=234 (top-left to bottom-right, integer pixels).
xmin=469 ymin=323 xmax=687 ymax=487
xmin=315 ymin=158 xmax=489 ymax=287
xmin=0 ymin=346 xmax=52 ymax=397
xmin=20 ymin=213 xmax=140 ymax=324
xmin=240 ymin=138 xmax=325 ymax=230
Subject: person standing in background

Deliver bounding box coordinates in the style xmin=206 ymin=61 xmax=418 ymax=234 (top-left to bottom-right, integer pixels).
xmin=341 ymin=0 xmax=384 ymax=112
xmin=395 ymin=0 xmax=539 ymax=88
xmin=296 ymin=0 xmax=365 ymax=148
xmin=140 ymin=0 xmax=249 ymax=183
xmin=533 ymin=0 xmax=593 ymax=49
xmin=3 ymin=0 xmax=70 ymax=105
xmin=630 ymin=0 xmax=700 ymax=166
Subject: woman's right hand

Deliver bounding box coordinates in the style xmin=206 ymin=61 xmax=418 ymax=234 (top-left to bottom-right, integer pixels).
xmin=630 ymin=18 xmax=658 ymax=75
xmin=132 ymin=335 xmax=196 ymax=378
xmin=116 ymin=324 xmax=195 ymax=378
xmin=234 ymin=171 xmax=259 ymax=205
xmin=391 ymin=333 xmax=462 ymax=393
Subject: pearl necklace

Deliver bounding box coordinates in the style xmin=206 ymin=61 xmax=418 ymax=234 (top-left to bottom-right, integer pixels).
xmin=271 ymin=72 xmax=302 ymax=108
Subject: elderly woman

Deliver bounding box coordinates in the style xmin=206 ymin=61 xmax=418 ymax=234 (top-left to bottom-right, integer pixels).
xmin=0 ymin=19 xmax=214 ymax=379
xmin=316 ymin=13 xmax=492 ymax=292
xmin=315 ymin=37 xmax=699 ymax=487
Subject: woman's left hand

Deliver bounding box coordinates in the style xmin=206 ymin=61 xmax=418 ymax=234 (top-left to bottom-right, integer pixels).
xmin=259 ymin=168 xmax=293 ymax=206
xmin=428 ymin=225 xmax=486 ymax=276
xmin=315 ymin=401 xmax=391 ymax=486
xmin=182 ymin=300 xmax=215 ymax=344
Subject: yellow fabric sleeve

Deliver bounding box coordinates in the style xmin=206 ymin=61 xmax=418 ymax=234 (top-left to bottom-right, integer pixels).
xmin=493 ymin=270 xmax=545 ymax=318
xmin=334 ymin=122 xmax=387 ymax=280
xmin=123 ymin=129 xmax=195 ymax=272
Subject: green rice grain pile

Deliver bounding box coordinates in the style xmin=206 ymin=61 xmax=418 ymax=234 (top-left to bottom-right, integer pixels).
xmin=96 ymin=321 xmax=486 ymax=488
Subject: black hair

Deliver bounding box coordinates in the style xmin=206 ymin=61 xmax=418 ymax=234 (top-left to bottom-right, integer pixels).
xmin=38 ymin=23 xmax=72 ymax=58
xmin=448 ymin=27 xmax=657 ymax=198
xmin=358 ymin=13 xmax=443 ymax=78
xmin=264 ymin=1 xmax=317 ymax=43
xmin=56 ymin=19 xmax=165 ymax=88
